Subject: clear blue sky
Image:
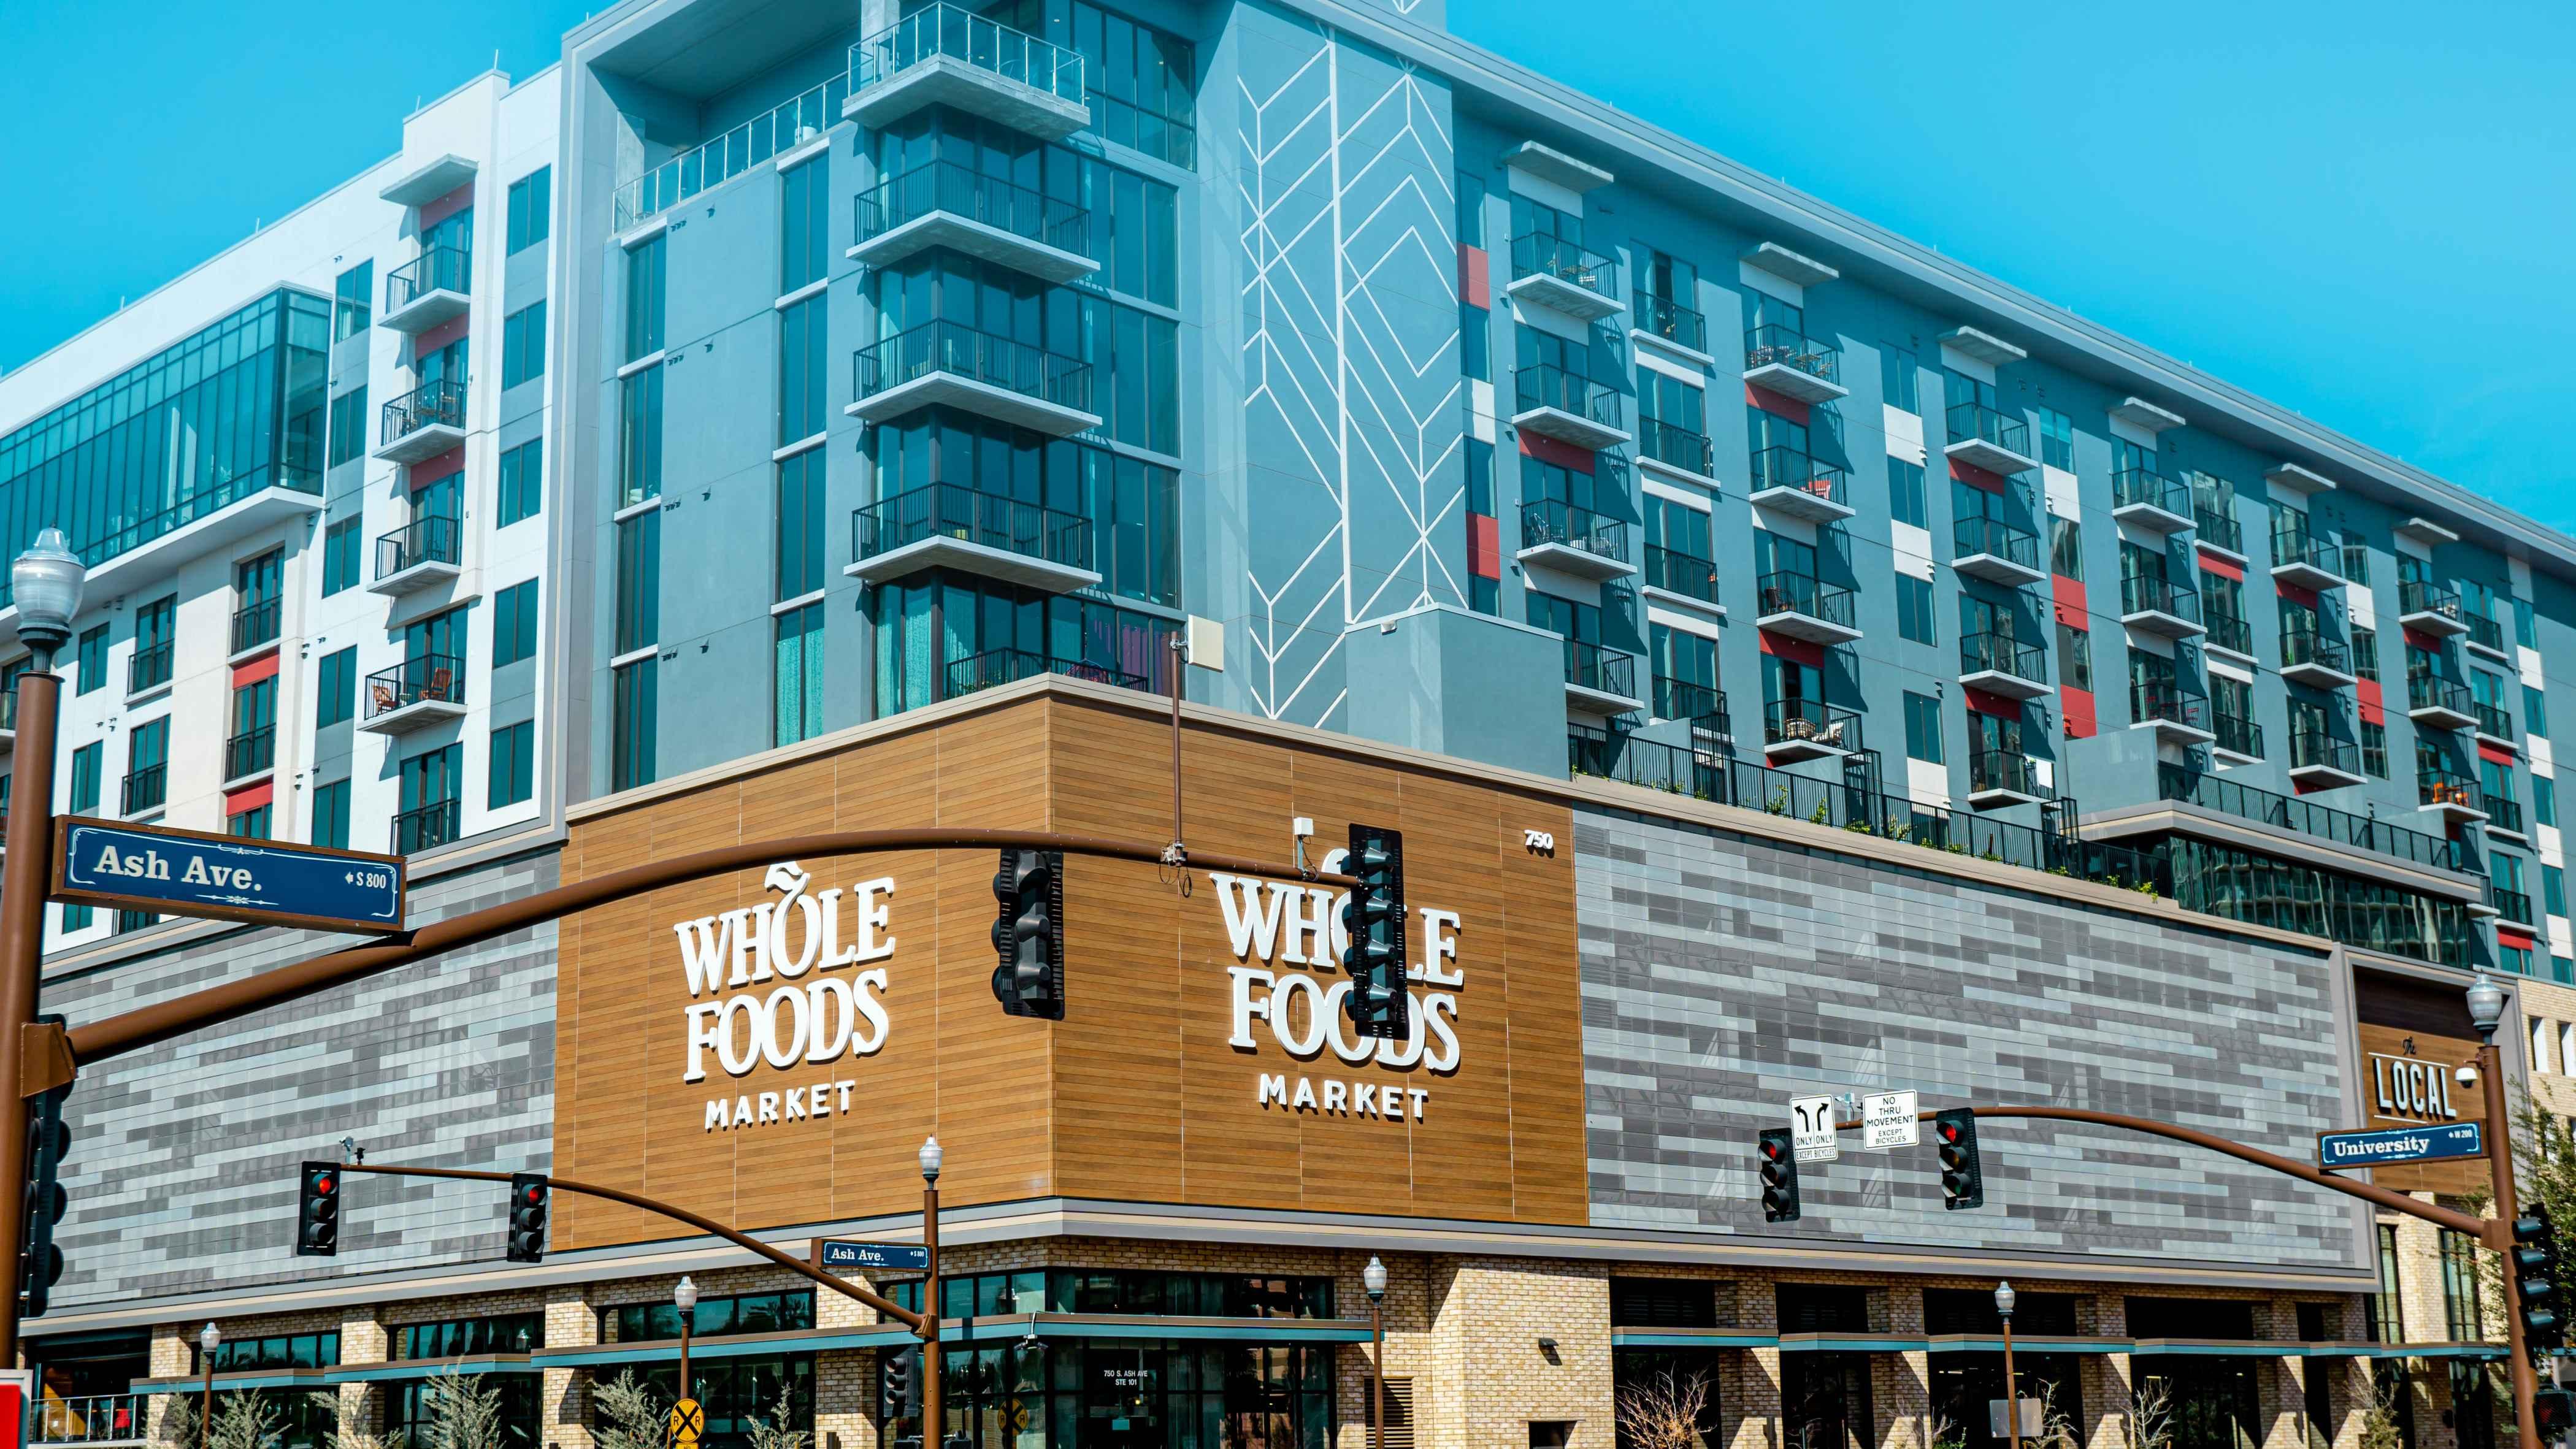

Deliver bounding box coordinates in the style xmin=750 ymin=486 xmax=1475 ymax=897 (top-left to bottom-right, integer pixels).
xmin=6 ymin=1 xmax=2569 ymax=527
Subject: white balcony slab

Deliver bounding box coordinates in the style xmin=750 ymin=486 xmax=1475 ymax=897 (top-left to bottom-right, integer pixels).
xmin=1565 ymin=679 xmax=1644 ymax=717
xmin=1945 ymin=435 xmax=2037 ymax=477
xmin=1510 ymin=403 xmax=1628 ymax=453
xmin=1504 ymin=269 xmax=1625 ymax=323
xmin=845 ymin=535 xmax=1100 ymax=594
xmin=845 ymin=372 xmax=1098 ymax=437
xmin=1747 ymin=484 xmax=1855 ymax=526
xmin=843 ymin=59 xmax=1089 ymax=139
xmin=378 ymin=288 xmax=470 ymax=335
xmin=1503 ymin=141 xmax=1612 ymax=193
xmin=1765 ymin=732 xmax=1853 ymax=765
xmin=1959 ymin=668 xmax=2052 ymax=702
xmin=2289 ymin=761 xmax=2367 ymax=791
xmin=359 ymin=697 xmax=469 ymax=736
xmin=2110 ymin=397 xmax=2186 ymax=432
xmin=2409 ymin=698 xmax=2478 ymax=732
xmin=2121 ymin=606 xmax=2207 ymax=640
xmin=2397 ymin=516 xmax=2461 ymax=546
xmin=1755 ymin=610 xmax=1863 ymax=648
xmin=1516 ymin=540 xmax=1636 ymax=582
xmin=2418 ymin=796 xmax=2489 ymax=827
xmin=367 ymin=557 xmax=463 ymax=598
xmin=2401 ymin=604 xmax=2473 ymax=638
xmin=373 ymin=419 xmax=466 ymax=465
xmin=846 ymin=210 xmax=1098 ymax=284
xmin=2131 ymin=715 xmax=2215 ymax=747
xmin=2270 ymin=557 xmax=2345 ymax=592
xmin=1952 ymin=550 xmax=2045 ymax=589
xmin=2279 ymin=657 xmax=2356 ymax=690
xmin=379 ymin=153 xmax=478 ymax=207
xmin=1742 ymin=359 xmax=1847 ymax=404
xmin=1968 ymin=782 xmax=2042 ymax=809
xmin=1939 ymin=326 xmax=2026 ymax=367
xmin=2266 ymin=461 xmax=2337 ymax=496
xmin=2112 ymin=496 xmax=2195 ymax=534
xmin=1742 ymin=242 xmax=1839 ymax=288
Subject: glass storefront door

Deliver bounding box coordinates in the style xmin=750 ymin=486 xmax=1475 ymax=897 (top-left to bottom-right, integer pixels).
xmin=900 ymin=1340 xmax=1334 ymax=1449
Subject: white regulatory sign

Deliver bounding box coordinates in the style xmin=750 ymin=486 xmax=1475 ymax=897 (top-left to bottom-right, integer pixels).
xmin=1861 ymin=1090 xmax=1919 ymax=1150
xmin=1790 ymin=1095 xmax=1839 ymax=1163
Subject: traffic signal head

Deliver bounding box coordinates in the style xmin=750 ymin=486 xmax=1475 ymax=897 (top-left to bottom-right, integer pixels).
xmin=506 ymin=1173 xmax=550 ymax=1264
xmin=880 ymin=1345 xmax=920 ymax=1422
xmin=1758 ymin=1128 xmax=1800 ymax=1223
xmin=19 ymin=1071 xmax=73 ymax=1317
xmin=296 ymin=1160 xmax=341 ymax=1258
xmin=1935 ymin=1109 xmax=1985 ymax=1212
xmin=1338 ymin=824 xmax=1410 ymax=1041
xmin=990 ymin=848 xmax=1065 ymax=1020
xmin=2516 ymin=1209 xmax=2566 ymax=1348
xmin=2534 ymin=1388 xmax=2575 ymax=1437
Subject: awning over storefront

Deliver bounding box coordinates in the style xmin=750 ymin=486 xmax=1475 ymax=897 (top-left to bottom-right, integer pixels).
xmin=1926 ymin=1335 xmax=2130 ymax=1356
xmin=132 ymin=1355 xmax=543 ymax=1393
xmin=531 ymin=1313 xmax=1376 ymax=1370
xmin=1602 ymin=1332 xmax=2505 ymax=1361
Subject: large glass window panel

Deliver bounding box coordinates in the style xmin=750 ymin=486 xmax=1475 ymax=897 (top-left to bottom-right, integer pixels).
xmin=774 ymin=603 xmax=825 ymax=747
xmin=778 ymin=295 xmax=827 ymax=445
xmin=616 ymin=510 xmax=662 ymax=654
xmin=780 ymin=157 xmax=829 ymax=292
xmin=620 ymin=365 xmax=664 ymax=507
xmin=776 ymin=451 xmax=826 ymax=601
xmin=626 ymin=235 xmax=666 ymax=360
xmin=506 ymin=167 xmax=551 ymax=254
xmin=613 ymin=659 xmax=657 ymax=792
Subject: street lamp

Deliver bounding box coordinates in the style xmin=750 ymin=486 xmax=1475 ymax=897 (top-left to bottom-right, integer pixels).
xmin=12 ymin=529 xmax=86 ymax=665
xmin=1365 ymin=1256 xmax=1389 ymax=1449
xmin=2465 ymin=971 xmax=2547 ymax=1449
xmin=2467 ymin=971 xmax=2507 ymax=1043
xmin=1994 ymin=1282 xmax=2020 ymax=1449
xmin=674 ymin=1275 xmax=698 ymax=1413
xmin=197 ymin=1321 xmax=220 ymax=1449
xmin=919 ymin=1137 xmax=944 ymax=1449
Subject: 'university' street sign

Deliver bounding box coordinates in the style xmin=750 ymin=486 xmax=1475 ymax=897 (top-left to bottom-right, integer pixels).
xmin=52 ymin=817 xmax=406 ymax=934
xmin=2317 ymin=1121 xmax=2484 ymax=1171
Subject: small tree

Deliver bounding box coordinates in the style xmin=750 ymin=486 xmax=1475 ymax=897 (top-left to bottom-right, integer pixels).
xmin=205 ymin=1392 xmax=282 ymax=1449
xmin=418 ymin=1372 xmax=505 ymax=1449
xmin=2125 ymin=1382 xmax=2174 ymax=1449
xmin=1613 ymin=1370 xmax=1711 ymax=1449
xmin=591 ymin=1372 xmax=666 ymax=1449
xmin=2358 ymin=1366 xmax=2405 ymax=1449
xmin=741 ymin=1385 xmax=810 ymax=1449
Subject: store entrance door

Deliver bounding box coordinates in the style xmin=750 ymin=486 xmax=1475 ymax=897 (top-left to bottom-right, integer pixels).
xmin=1084 ymin=1348 xmax=1163 ymax=1449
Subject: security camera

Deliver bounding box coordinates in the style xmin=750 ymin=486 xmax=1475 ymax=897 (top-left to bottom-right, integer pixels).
xmin=2456 ymin=1064 xmax=2480 ymax=1088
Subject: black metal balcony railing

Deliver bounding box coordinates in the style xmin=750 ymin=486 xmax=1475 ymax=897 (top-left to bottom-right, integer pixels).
xmin=1514 ymin=364 xmax=1621 ymax=429
xmin=1564 ymin=640 xmax=1638 ymax=700
xmin=2474 ymin=702 xmax=2515 ymax=741
xmin=2493 ymin=886 xmax=2537 ymax=926
xmin=1653 ymin=677 xmax=1725 ymax=725
xmin=2131 ymin=678 xmax=2212 ymax=733
xmin=1633 ymin=292 xmax=1706 ymax=353
xmin=2419 ymin=768 xmax=2483 ymax=814
xmin=2158 ymin=765 xmax=2464 ymax=873
xmin=1969 ymin=749 xmax=2040 ymax=798
xmin=852 ymin=2 xmax=1085 ymax=101
xmin=2279 ymin=628 xmax=2349 ymax=679
xmin=378 ymin=514 xmax=462 ymax=579
xmin=2467 ymin=611 xmax=2507 ymax=654
xmin=2290 ymin=730 xmax=2360 ymax=778
xmin=1747 ymin=446 xmax=1848 ymax=507
xmin=1509 ymin=232 xmax=1619 ymax=302
xmin=381 ymin=377 xmax=468 ymax=446
xmin=1959 ymin=630 xmax=2046 ymax=686
xmin=1744 ymin=325 xmax=1841 ymax=389
xmin=943 ymin=648 xmax=1151 ymax=699
xmin=386 ymin=246 xmax=470 ymax=310
xmin=853 ymin=320 xmax=1094 ymax=416
xmin=856 ymin=161 xmax=1092 ymax=259
xmin=128 ymin=639 xmax=173 ymax=695
xmin=2212 ymin=713 xmax=2263 ymax=760
xmin=2409 ymin=672 xmax=2474 ymax=717
xmin=2269 ymin=514 xmax=2342 ymax=581
xmin=1641 ymin=545 xmax=1717 ymax=604
xmin=2204 ymin=611 xmax=2253 ymax=657
xmin=36 ymin=1393 xmax=144 ymax=1446
xmin=1521 ymin=499 xmax=1628 ymax=564
xmin=1953 ymin=515 xmax=2039 ymax=572
xmin=1636 ymin=417 xmax=1713 ymax=476
xmin=366 ymin=654 xmax=467 ymax=719
xmin=1764 ymin=697 xmax=1863 ymax=753
xmin=2111 ymin=467 xmax=2192 ymax=521
xmin=2488 ymin=795 xmax=2528 ymax=836
xmin=231 ymin=597 xmax=280 ymax=655
xmin=396 ymin=799 xmax=461 ymax=855
xmin=854 ymin=483 xmax=1093 ymax=573
xmin=2193 ymin=505 xmax=2244 ymax=554
xmin=224 ymin=724 xmax=275 ymax=781
xmin=1945 ymin=402 xmax=2031 ymax=462
xmin=1758 ymin=570 xmax=1857 ymax=630
xmin=121 ymin=763 xmax=167 ymax=816
xmin=2119 ymin=572 xmax=2202 ymax=625
xmin=2400 ymin=579 xmax=2464 ymax=624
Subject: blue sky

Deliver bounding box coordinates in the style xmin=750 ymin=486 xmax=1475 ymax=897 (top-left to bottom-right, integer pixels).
xmin=6 ymin=1 xmax=2568 ymax=526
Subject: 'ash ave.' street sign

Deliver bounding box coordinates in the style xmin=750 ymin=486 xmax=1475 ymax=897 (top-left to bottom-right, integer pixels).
xmin=52 ymin=817 xmax=405 ymax=933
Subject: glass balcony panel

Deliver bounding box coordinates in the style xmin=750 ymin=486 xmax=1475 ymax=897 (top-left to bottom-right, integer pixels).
xmin=1641 ymin=545 xmax=1717 ymax=604
xmin=854 ymin=483 xmax=1093 ymax=572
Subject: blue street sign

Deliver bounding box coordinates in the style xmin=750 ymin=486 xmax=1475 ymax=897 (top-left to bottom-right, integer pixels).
xmin=53 ymin=817 xmax=405 ymax=933
xmin=2318 ymin=1121 xmax=2484 ymax=1171
xmin=819 ymin=1240 xmax=930 ymax=1272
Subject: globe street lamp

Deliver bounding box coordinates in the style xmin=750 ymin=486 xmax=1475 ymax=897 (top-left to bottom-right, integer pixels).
xmin=198 ymin=1321 xmax=221 ymax=1449
xmin=1995 ymin=1282 xmax=2020 ymax=1449
xmin=1364 ymin=1257 xmax=1389 ymax=1449
xmin=920 ymin=1137 xmax=944 ymax=1449
xmin=674 ymin=1275 xmax=699 ymax=1415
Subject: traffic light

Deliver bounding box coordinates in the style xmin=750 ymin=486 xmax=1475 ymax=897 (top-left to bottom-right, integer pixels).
xmin=1757 ymin=1128 xmax=1800 ymax=1223
xmin=1338 ymin=824 xmax=1409 ymax=1041
xmin=880 ymin=1344 xmax=919 ymax=1423
xmin=506 ymin=1173 xmax=549 ymax=1263
xmin=1936 ymin=1109 xmax=1985 ymax=1211
xmin=990 ymin=848 xmax=1065 ymax=1020
xmin=2515 ymin=1209 xmax=2566 ymax=1349
xmin=296 ymin=1160 xmax=341 ymax=1258
xmin=18 ymin=1071 xmax=72 ymax=1318
xmin=2534 ymin=1388 xmax=2575 ymax=1438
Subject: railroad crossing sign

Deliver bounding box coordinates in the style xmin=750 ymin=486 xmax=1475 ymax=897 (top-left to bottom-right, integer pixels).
xmin=669 ymin=1399 xmax=705 ymax=1449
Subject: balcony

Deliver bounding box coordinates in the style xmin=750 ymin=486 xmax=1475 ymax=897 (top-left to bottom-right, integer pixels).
xmin=846 ymin=3 xmax=1089 ymax=139
xmin=2400 ymin=579 xmax=2471 ymax=637
xmin=1742 ymin=326 xmax=1847 ymax=404
xmin=374 ymin=378 xmax=468 ymax=464
xmin=2118 ymin=572 xmax=2206 ymax=639
xmin=1632 ymin=293 xmax=1707 ymax=356
xmin=1641 ymin=545 xmax=1720 ymax=610
xmin=845 ymin=483 xmax=1099 ymax=594
xmin=2277 ymin=628 xmax=2355 ymax=689
xmin=2194 ymin=505 xmax=2245 ymax=560
xmin=2486 ymin=795 xmax=2529 ymax=840
xmin=2288 ymin=730 xmax=2366 ymax=790
xmin=2474 ymin=702 xmax=2516 ymax=747
xmin=1517 ymin=500 xmax=1635 ymax=581
xmin=1505 ymin=234 xmax=1625 ymax=323
xmin=2129 ymin=679 xmax=2215 ymax=746
xmin=2158 ymin=764 xmax=2463 ymax=873
xmin=361 ymin=654 xmax=468 ymax=735
xmin=846 ymin=320 xmax=1098 ymax=435
xmin=1747 ymin=447 xmax=1855 ymax=524
xmin=121 ymin=763 xmax=167 ymax=817
xmin=2268 ymin=514 xmax=2345 ymax=591
xmin=2203 ymin=611 xmax=2255 ymax=661
xmin=1755 ymin=570 xmax=1861 ymax=646
xmin=614 ymin=73 xmax=848 ymax=232
xmin=1511 ymin=365 xmax=1629 ymax=451
xmin=1944 ymin=402 xmax=2037 ymax=476
xmin=1967 ymin=749 xmax=2042 ymax=808
xmin=1635 ymin=418 xmax=1714 ymax=479
xmin=128 ymin=640 xmax=172 ymax=697
xmin=224 ymin=724 xmax=275 ymax=783
xmin=1958 ymin=632 xmax=2051 ymax=700
xmin=2418 ymin=768 xmax=2488 ymax=825
xmin=1764 ymin=697 xmax=1861 ymax=763
xmin=2407 ymin=674 xmax=2478 ymax=731
xmin=395 ymin=799 xmax=461 ymax=855
xmin=369 ymin=514 xmax=463 ymax=596
xmin=1951 ymin=515 xmax=2044 ymax=587
xmin=2466 ymin=611 xmax=2510 ymax=660
xmin=381 ymin=247 xmax=470 ymax=334
xmin=2492 ymin=885 xmax=2537 ymax=927
xmin=945 ymin=648 xmax=1149 ymax=698
xmin=849 ymin=162 xmax=1097 ymax=284
xmin=230 ymin=597 xmax=280 ymax=656
xmin=1562 ymin=641 xmax=1645 ymax=717
xmin=1652 ymin=677 xmax=1726 ymax=728
xmin=2210 ymin=713 xmax=2263 ymax=765
xmin=36 ymin=1393 xmax=145 ymax=1447
xmin=2110 ymin=467 xmax=2195 ymax=533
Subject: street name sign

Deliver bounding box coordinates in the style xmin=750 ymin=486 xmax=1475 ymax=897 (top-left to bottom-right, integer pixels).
xmin=819 ymin=1239 xmax=930 ymax=1272
xmin=1861 ymin=1090 xmax=1919 ymax=1150
xmin=52 ymin=817 xmax=405 ymax=933
xmin=1790 ymin=1095 xmax=1839 ymax=1164
xmin=2317 ymin=1122 xmax=2483 ymax=1171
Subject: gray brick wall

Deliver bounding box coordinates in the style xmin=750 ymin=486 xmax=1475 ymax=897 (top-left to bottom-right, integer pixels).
xmin=1578 ymin=808 xmax=2363 ymax=1271
xmin=45 ymin=849 xmax=558 ymax=1306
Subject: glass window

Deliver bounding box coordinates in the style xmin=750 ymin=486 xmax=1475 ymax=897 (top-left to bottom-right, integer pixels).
xmin=1465 ymin=438 xmax=1494 ymax=518
xmin=2057 ymin=623 xmax=2093 ymax=692
xmin=775 ymin=602 xmax=825 ymax=747
xmin=317 ymin=646 xmax=356 ymax=727
xmin=607 ymin=1291 xmax=815 ymax=1343
xmin=624 ymin=364 xmax=667 ymax=502
xmin=2037 ymin=407 xmax=2073 ymax=471
xmin=498 ymin=438 xmax=543 ymax=526
xmin=1888 ymin=458 xmax=1926 ymax=528
xmin=2528 ymin=684 xmax=2550 ymax=740
xmin=502 ymin=301 xmax=546 ymax=389
xmin=2547 ymin=865 xmax=2567 ymax=919
xmin=132 ymin=595 xmax=176 ymax=693
xmin=124 ymin=717 xmax=168 ymax=815
xmin=776 ymin=451 xmax=826 ymax=600
xmin=199 ymin=1332 xmax=341 ymax=1372
xmin=332 ymin=261 xmax=373 ymax=341
xmin=228 ymin=805 xmax=272 ymax=840
xmin=229 ymin=676 xmax=277 ymax=778
xmin=1880 ymin=344 xmax=1918 ymax=413
xmin=493 ymin=580 xmax=539 ymax=668
xmin=1459 ymin=301 xmax=1489 ymax=381
xmin=313 ymin=778 xmax=350 ymax=851
xmin=506 ymin=167 xmax=551 ymax=254
xmin=626 ymin=234 xmax=665 ymax=361
xmin=991 ymin=0 xmax=1200 ymax=168
xmin=489 ymin=721 xmax=535 ymax=809
xmin=1455 ymin=170 xmax=1485 ymax=248
xmin=323 ymin=515 xmax=361 ymax=595
xmin=2361 ymin=721 xmax=2388 ymax=779
xmin=1903 ymin=690 xmax=1943 ymax=764
xmin=2538 ymin=777 xmax=2558 ymax=828
xmin=868 ymin=567 xmax=1178 ymax=716
xmin=778 ymin=294 xmax=827 ymax=445
xmin=327 ymin=385 xmax=369 ymax=470
xmin=75 ymin=624 xmax=107 ymax=695
xmin=2049 ymin=515 xmax=2083 ymax=580
xmin=2352 ymin=625 xmax=2379 ymax=682
xmin=616 ymin=511 xmax=661 ymax=654
xmin=1469 ymin=576 xmax=1497 ymax=615
xmin=398 ymin=742 xmax=464 ymax=852
xmin=780 ymin=157 xmax=828 ymax=292
xmin=1896 ymin=574 xmax=1934 ymax=644
xmin=613 ymin=658 xmax=657 ymax=792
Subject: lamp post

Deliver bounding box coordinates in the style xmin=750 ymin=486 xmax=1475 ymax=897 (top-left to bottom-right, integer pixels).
xmin=1364 ymin=1256 xmax=1388 ymax=1449
xmin=1995 ymin=1281 xmax=2020 ymax=1449
xmin=920 ymin=1137 xmax=943 ymax=1449
xmin=0 ymin=530 xmax=85 ymax=1364
xmin=675 ymin=1275 xmax=699 ymax=1412
xmin=197 ymin=1322 xmax=220 ymax=1449
xmin=2467 ymin=973 xmax=2542 ymax=1449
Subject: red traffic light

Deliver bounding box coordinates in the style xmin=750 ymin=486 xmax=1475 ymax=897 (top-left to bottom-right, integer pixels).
xmin=312 ymin=1172 xmax=336 ymax=1196
xmin=1936 ymin=1119 xmax=1963 ymax=1144
xmin=1758 ymin=1137 xmax=1788 ymax=1163
xmin=521 ymin=1183 xmax=544 ymax=1205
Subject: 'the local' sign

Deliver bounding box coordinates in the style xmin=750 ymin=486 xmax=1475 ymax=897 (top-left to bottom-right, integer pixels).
xmin=2318 ymin=1122 xmax=2485 ymax=1171
xmin=53 ymin=817 xmax=405 ymax=933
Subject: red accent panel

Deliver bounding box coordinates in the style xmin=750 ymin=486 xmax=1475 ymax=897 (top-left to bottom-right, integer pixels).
xmin=2051 ymin=576 xmax=2088 ymax=626
xmin=1963 ymin=687 xmax=2023 ymax=721
xmin=1758 ymin=632 xmax=1825 ymax=667
xmin=225 ymin=781 xmax=275 ymax=816
xmin=2196 ymin=550 xmax=2245 ymax=582
xmin=2403 ymin=627 xmax=2441 ymax=654
xmin=418 ymin=183 xmax=475 ymax=230
xmin=1459 ymin=245 xmax=1489 ymax=310
xmin=2500 ymin=927 xmax=2539 ymax=952
xmin=2061 ymin=687 xmax=2096 ymax=739
xmin=1744 ymin=382 xmax=1811 ymax=426
xmin=1517 ymin=432 xmax=1596 ymax=472
xmin=1949 ymin=457 xmax=2007 ymax=495
xmin=414 ymin=313 xmax=470 ymax=357
xmin=2276 ymin=579 xmax=2320 ymax=611
xmin=1467 ymin=513 xmax=1500 ymax=580
xmin=2481 ymin=740 xmax=2519 ymax=767
xmin=410 ymin=444 xmax=466 ymax=480
xmin=2358 ymin=677 xmax=2385 ymax=725
xmin=231 ymin=651 xmax=280 ymax=687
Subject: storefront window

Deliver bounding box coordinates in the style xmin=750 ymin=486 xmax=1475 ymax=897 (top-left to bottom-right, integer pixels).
xmin=401 ymin=1312 xmax=543 ymax=1358
xmin=603 ymin=1356 xmax=812 ymax=1449
xmin=886 ymin=1270 xmax=1333 ymax=1320
xmin=604 ymin=1290 xmax=816 ymax=1343
xmin=884 ymin=1341 xmax=1334 ymax=1449
xmin=1611 ymin=1348 xmax=1722 ymax=1449
xmin=391 ymin=1374 xmax=542 ymax=1449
